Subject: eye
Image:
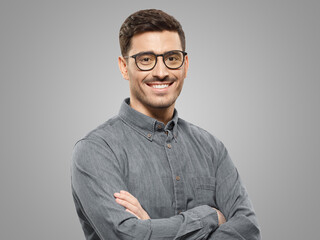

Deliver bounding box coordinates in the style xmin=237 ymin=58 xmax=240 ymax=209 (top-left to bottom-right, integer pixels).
xmin=165 ymin=52 xmax=182 ymax=62
xmin=168 ymin=56 xmax=178 ymax=61
xmin=141 ymin=57 xmax=151 ymax=62
xmin=137 ymin=54 xmax=155 ymax=65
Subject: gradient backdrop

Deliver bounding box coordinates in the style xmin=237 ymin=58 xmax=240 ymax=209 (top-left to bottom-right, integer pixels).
xmin=1 ymin=0 xmax=319 ymax=239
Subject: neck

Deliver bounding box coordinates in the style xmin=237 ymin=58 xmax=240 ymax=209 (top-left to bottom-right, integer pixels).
xmin=130 ymin=100 xmax=175 ymax=126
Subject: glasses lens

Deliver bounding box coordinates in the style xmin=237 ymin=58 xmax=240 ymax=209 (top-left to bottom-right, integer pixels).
xmin=164 ymin=51 xmax=184 ymax=69
xmin=136 ymin=53 xmax=156 ymax=70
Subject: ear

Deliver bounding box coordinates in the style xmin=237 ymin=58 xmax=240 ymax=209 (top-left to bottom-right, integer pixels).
xmin=118 ymin=56 xmax=129 ymax=80
xmin=184 ymin=55 xmax=189 ymax=78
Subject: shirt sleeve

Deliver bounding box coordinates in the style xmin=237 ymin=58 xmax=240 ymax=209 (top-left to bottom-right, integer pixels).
xmin=71 ymin=138 xmax=220 ymax=240
xmin=208 ymin=141 xmax=261 ymax=239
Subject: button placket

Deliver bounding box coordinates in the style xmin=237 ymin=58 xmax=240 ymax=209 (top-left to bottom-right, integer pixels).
xmin=164 ymin=137 xmax=185 ymax=215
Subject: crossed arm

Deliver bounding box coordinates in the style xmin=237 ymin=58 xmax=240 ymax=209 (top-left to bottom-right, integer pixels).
xmin=72 ymin=139 xmax=261 ymax=239
xmin=114 ymin=190 xmax=226 ymax=225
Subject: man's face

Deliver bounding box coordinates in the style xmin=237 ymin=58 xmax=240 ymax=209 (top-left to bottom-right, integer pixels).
xmin=119 ymin=31 xmax=189 ymax=111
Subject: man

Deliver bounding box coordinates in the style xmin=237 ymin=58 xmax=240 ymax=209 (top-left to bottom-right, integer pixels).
xmin=71 ymin=9 xmax=261 ymax=239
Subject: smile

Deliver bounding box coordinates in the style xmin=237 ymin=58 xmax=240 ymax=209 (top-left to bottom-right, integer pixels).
xmin=146 ymin=82 xmax=173 ymax=90
xmin=152 ymin=84 xmax=169 ymax=89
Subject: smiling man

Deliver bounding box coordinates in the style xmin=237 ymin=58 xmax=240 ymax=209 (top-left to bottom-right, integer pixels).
xmin=71 ymin=9 xmax=261 ymax=240
xmin=119 ymin=30 xmax=187 ymax=125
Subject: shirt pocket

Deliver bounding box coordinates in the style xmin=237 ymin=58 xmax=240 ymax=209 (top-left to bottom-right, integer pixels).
xmin=193 ymin=176 xmax=217 ymax=207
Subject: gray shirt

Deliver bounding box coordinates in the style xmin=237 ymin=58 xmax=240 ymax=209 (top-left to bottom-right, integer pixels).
xmin=71 ymin=98 xmax=261 ymax=239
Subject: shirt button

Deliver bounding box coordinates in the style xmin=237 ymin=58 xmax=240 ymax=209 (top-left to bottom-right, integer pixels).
xmin=157 ymin=124 xmax=162 ymax=130
xmin=167 ymin=143 xmax=172 ymax=149
xmin=176 ymin=176 xmax=181 ymax=181
xmin=147 ymin=133 xmax=152 ymax=138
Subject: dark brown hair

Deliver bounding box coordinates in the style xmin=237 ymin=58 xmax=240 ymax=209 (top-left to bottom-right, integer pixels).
xmin=119 ymin=9 xmax=186 ymax=56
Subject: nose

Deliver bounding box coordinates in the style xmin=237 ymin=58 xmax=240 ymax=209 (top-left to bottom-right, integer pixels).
xmin=152 ymin=57 xmax=169 ymax=80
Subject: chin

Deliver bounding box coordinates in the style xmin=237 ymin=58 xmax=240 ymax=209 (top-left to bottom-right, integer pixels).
xmin=146 ymin=98 xmax=177 ymax=109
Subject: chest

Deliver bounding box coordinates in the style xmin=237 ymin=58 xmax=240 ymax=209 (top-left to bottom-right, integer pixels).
xmin=117 ymin=135 xmax=218 ymax=218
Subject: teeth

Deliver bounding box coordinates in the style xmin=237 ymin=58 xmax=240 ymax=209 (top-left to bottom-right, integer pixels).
xmin=152 ymin=84 xmax=169 ymax=89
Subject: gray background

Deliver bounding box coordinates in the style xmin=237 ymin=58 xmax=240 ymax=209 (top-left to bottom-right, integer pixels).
xmin=1 ymin=0 xmax=319 ymax=239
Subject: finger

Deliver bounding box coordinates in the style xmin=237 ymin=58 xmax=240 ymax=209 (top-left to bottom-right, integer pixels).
xmin=116 ymin=191 xmax=140 ymax=206
xmin=114 ymin=192 xmax=131 ymax=201
xmin=120 ymin=190 xmax=135 ymax=198
xmin=125 ymin=209 xmax=140 ymax=219
xmin=212 ymin=207 xmax=226 ymax=225
xmin=115 ymin=194 xmax=137 ymax=206
xmin=119 ymin=190 xmax=138 ymax=202
xmin=115 ymin=198 xmax=139 ymax=213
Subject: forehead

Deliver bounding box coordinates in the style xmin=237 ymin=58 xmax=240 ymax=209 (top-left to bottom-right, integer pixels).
xmin=129 ymin=31 xmax=182 ymax=55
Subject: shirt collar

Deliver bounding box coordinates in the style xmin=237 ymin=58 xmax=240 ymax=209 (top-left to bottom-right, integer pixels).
xmin=119 ymin=98 xmax=179 ymax=141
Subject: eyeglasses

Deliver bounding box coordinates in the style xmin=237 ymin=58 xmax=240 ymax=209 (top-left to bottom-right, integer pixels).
xmin=125 ymin=50 xmax=187 ymax=71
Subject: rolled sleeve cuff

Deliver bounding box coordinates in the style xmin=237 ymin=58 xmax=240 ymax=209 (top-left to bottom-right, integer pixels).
xmin=177 ymin=205 xmax=219 ymax=239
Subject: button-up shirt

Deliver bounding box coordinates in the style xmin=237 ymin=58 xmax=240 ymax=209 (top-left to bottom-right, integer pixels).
xmin=71 ymin=98 xmax=261 ymax=239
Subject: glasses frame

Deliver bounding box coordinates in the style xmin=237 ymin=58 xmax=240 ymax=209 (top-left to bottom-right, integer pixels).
xmin=125 ymin=50 xmax=187 ymax=71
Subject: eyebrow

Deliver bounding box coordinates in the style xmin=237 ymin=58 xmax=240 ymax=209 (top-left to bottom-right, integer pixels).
xmin=133 ymin=50 xmax=181 ymax=56
xmin=133 ymin=51 xmax=156 ymax=56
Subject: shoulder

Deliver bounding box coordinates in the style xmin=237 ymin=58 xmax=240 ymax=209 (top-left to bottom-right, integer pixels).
xmin=72 ymin=115 xmax=126 ymax=169
xmin=178 ymin=118 xmax=222 ymax=146
xmin=177 ymin=118 xmax=227 ymax=157
xmin=77 ymin=115 xmax=126 ymax=145
xmin=73 ymin=115 xmax=128 ymax=158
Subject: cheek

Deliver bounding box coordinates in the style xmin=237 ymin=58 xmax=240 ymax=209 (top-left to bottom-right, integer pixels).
xmin=128 ymin=71 xmax=149 ymax=87
xmin=174 ymin=71 xmax=186 ymax=84
xmin=178 ymin=79 xmax=185 ymax=90
xmin=127 ymin=67 xmax=135 ymax=80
